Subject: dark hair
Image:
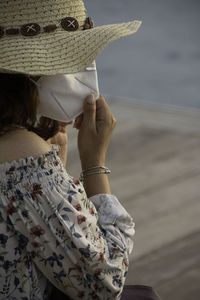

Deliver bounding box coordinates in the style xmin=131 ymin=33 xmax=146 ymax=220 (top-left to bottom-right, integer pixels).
xmin=0 ymin=73 xmax=59 ymax=140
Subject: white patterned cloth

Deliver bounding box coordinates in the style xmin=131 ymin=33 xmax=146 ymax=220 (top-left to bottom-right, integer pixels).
xmin=0 ymin=144 xmax=135 ymax=300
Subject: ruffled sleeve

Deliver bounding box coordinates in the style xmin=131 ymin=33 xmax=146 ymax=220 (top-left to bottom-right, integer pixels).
xmin=89 ymin=194 xmax=135 ymax=255
xmin=0 ymin=144 xmax=135 ymax=299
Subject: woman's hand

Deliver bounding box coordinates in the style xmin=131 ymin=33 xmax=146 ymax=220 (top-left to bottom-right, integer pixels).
xmin=75 ymin=94 xmax=116 ymax=169
xmin=47 ymin=121 xmax=73 ymax=166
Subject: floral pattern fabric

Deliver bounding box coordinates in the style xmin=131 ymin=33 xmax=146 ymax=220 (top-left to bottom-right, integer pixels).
xmin=0 ymin=144 xmax=135 ymax=300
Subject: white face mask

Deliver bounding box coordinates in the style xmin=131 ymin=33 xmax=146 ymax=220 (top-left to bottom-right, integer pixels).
xmin=30 ymin=61 xmax=99 ymax=122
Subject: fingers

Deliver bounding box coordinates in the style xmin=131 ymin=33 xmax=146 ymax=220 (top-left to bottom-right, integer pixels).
xmin=58 ymin=121 xmax=73 ymax=132
xmin=96 ymin=94 xmax=110 ymax=108
xmin=74 ymin=94 xmax=116 ymax=131
xmin=74 ymin=114 xmax=83 ymax=129
xmin=112 ymin=116 xmax=117 ymax=129
xmin=96 ymin=95 xmax=111 ymax=116
xmin=82 ymin=94 xmax=96 ymax=131
xmin=46 ymin=138 xmax=52 ymax=144
xmin=96 ymin=94 xmax=116 ymax=127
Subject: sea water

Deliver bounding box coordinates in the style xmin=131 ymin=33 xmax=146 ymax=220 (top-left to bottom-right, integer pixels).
xmin=85 ymin=0 xmax=200 ymax=110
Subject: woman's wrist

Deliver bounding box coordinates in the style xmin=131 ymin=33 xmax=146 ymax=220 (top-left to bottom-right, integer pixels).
xmin=80 ymin=166 xmax=111 ymax=182
xmin=80 ymin=155 xmax=106 ymax=170
xmin=81 ymin=161 xmax=104 ymax=170
xmin=82 ymin=172 xmax=111 ymax=198
xmin=79 ymin=161 xmax=111 ymax=197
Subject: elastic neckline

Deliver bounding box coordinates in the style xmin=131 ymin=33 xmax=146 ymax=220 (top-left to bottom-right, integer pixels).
xmin=0 ymin=143 xmax=60 ymax=173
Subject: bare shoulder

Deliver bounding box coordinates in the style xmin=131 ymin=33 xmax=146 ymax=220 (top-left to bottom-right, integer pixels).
xmin=0 ymin=129 xmax=52 ymax=164
xmin=20 ymin=130 xmax=53 ymax=153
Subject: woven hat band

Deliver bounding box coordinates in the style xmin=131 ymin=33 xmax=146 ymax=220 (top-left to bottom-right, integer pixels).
xmin=0 ymin=17 xmax=94 ymax=38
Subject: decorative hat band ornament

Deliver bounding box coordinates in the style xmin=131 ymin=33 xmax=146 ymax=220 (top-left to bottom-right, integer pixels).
xmin=0 ymin=17 xmax=94 ymax=38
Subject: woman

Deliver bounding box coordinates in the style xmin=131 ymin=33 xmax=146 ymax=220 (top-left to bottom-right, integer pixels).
xmin=0 ymin=75 xmax=129 ymax=299
xmin=0 ymin=0 xmax=161 ymax=299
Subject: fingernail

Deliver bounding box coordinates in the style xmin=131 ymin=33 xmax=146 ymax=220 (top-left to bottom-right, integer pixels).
xmin=87 ymin=94 xmax=94 ymax=104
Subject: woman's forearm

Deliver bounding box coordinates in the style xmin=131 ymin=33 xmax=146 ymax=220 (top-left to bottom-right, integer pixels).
xmin=82 ymin=173 xmax=111 ymax=198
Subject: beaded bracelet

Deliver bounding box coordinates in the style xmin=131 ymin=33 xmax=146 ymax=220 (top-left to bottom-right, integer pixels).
xmin=79 ymin=166 xmax=111 ymax=182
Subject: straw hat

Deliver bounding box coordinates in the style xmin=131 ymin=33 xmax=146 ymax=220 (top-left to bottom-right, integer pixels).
xmin=0 ymin=0 xmax=142 ymax=76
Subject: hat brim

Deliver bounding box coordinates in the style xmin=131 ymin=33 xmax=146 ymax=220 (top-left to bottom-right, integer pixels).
xmin=0 ymin=20 xmax=142 ymax=76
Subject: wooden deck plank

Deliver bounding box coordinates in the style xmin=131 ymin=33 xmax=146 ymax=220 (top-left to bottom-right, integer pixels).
xmin=129 ymin=194 xmax=200 ymax=260
xmin=156 ymin=266 xmax=200 ymax=300
xmin=125 ymin=230 xmax=200 ymax=300
xmin=108 ymin=127 xmax=200 ymax=200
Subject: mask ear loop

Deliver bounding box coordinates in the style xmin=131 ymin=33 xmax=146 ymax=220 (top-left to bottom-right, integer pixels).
xmin=28 ymin=76 xmax=40 ymax=87
xmin=27 ymin=76 xmax=42 ymax=123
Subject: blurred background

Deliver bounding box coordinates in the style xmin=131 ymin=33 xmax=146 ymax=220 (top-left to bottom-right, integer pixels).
xmin=68 ymin=1 xmax=200 ymax=300
xmin=85 ymin=0 xmax=200 ymax=110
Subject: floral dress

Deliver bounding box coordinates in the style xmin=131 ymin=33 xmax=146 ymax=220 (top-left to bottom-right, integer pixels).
xmin=0 ymin=144 xmax=135 ymax=300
